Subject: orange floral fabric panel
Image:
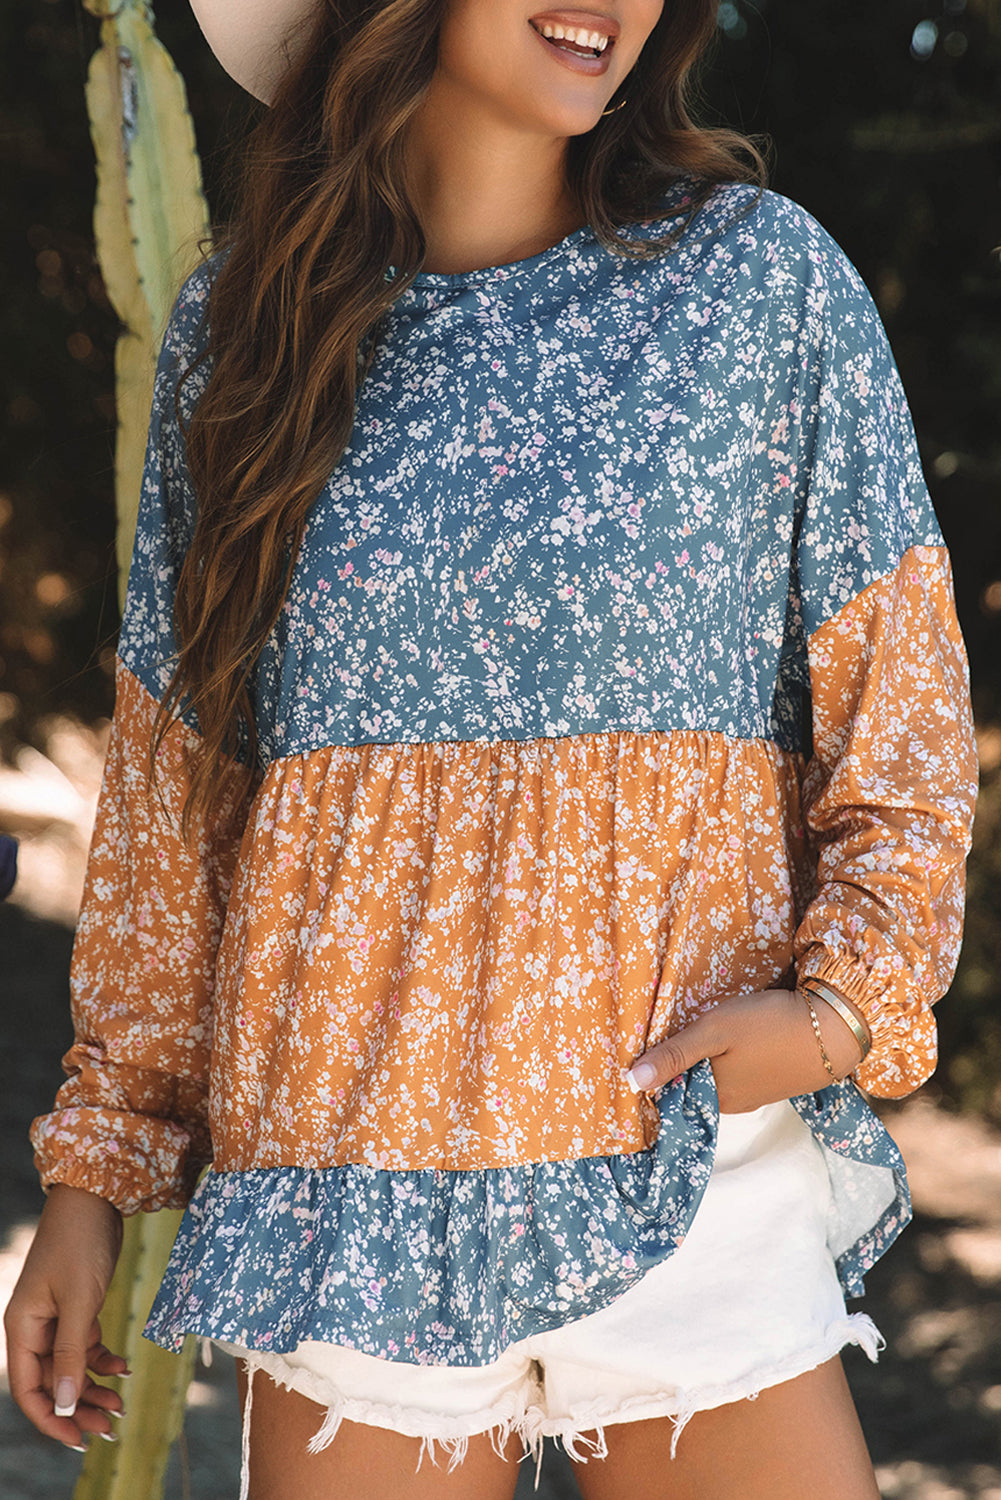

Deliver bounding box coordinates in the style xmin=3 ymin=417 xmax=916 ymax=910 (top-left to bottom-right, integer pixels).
xmin=210 ymin=731 xmax=810 ymax=1172
xmin=794 ymin=544 xmax=978 ymax=1097
xmin=29 ymin=660 xmax=257 ymax=1213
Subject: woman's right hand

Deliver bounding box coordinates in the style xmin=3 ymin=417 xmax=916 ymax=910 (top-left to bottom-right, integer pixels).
xmin=4 ymin=1183 xmax=129 ymax=1449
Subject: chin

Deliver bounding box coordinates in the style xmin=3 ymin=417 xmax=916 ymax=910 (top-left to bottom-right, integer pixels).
xmin=517 ymin=91 xmax=607 ymax=134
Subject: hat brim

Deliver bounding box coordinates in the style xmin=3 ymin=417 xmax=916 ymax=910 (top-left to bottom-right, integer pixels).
xmin=188 ymin=0 xmax=318 ymax=104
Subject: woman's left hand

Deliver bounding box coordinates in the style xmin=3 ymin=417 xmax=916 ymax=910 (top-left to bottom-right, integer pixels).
xmin=626 ymin=987 xmax=868 ymax=1113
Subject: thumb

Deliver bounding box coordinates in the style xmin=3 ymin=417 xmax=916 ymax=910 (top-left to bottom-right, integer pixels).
xmin=626 ymin=1010 xmax=724 ymax=1094
xmin=52 ymin=1307 xmax=98 ymax=1419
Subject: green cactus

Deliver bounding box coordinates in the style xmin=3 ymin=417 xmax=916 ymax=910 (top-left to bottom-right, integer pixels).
xmin=83 ymin=0 xmax=210 ymax=610
xmin=73 ymin=1212 xmax=199 ymax=1500
xmin=74 ymin=2 xmax=211 ymax=1496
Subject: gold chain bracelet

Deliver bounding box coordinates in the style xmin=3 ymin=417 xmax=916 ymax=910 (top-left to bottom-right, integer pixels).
xmin=801 ymin=992 xmax=838 ymax=1081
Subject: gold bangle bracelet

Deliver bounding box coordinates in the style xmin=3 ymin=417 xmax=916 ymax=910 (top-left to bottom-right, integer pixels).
xmin=801 ymin=993 xmax=838 ymax=1081
xmin=800 ymin=978 xmax=872 ymax=1061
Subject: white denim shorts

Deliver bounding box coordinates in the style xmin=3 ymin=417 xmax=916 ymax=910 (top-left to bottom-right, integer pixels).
xmin=217 ymin=1099 xmax=883 ymax=1497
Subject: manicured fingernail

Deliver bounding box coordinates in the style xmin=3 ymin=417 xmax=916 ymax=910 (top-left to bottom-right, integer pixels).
xmin=117 ymin=1369 xmax=133 ymax=1379
xmin=70 ymin=1444 xmax=87 ymax=1453
xmin=627 ymin=1061 xmax=657 ymax=1091
xmin=109 ymin=1409 xmax=124 ymax=1420
xmin=55 ymin=1379 xmax=77 ymax=1417
xmin=99 ymin=1431 xmax=118 ymax=1443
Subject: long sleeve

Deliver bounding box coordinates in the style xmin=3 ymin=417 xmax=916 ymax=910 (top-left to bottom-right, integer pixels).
xmin=30 ymin=260 xmax=259 ymax=1214
xmin=784 ymin=228 xmax=978 ymax=1098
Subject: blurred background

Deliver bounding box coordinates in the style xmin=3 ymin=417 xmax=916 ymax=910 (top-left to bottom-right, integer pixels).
xmin=0 ymin=1 xmax=999 ymax=1497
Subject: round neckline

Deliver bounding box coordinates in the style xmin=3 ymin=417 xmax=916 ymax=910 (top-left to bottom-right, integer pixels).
xmin=385 ymin=177 xmax=701 ymax=293
xmin=388 ymin=218 xmax=599 ymax=290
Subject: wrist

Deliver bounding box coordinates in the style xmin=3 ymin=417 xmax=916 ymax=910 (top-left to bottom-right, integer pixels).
xmin=799 ymin=976 xmax=871 ymax=1060
xmin=43 ymin=1184 xmax=124 ymax=1234
xmin=794 ymin=982 xmax=868 ymax=1080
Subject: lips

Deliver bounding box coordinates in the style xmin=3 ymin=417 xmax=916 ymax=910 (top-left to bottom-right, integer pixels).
xmin=527 ymin=25 xmax=616 ymax=75
xmin=528 ymin=10 xmax=621 ymax=43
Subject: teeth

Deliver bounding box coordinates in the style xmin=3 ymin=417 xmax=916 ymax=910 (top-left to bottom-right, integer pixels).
xmin=535 ymin=21 xmax=610 ymax=53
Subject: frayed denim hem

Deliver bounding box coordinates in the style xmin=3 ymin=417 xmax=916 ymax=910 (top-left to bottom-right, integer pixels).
xmin=532 ymin=1310 xmax=884 ymax=1468
xmin=230 ymin=1310 xmax=883 ymax=1497
xmin=232 ymin=1350 xmax=545 ymax=1500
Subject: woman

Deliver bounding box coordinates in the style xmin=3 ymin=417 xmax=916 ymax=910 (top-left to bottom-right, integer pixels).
xmin=5 ymin=2 xmax=979 ymax=1497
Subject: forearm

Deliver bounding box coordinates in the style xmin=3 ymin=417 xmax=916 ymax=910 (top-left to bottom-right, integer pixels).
xmin=31 ymin=657 xmax=256 ymax=1214
xmin=627 ymin=985 xmax=868 ymax=1112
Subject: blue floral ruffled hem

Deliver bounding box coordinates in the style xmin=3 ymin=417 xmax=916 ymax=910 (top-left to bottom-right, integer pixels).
xmin=143 ymin=1061 xmax=909 ymax=1364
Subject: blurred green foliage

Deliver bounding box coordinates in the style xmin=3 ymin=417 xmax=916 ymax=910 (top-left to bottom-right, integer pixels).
xmin=1 ymin=0 xmax=999 ymax=1114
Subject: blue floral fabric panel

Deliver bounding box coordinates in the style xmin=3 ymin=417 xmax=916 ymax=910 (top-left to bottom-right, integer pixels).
xmin=254 ymin=181 xmax=942 ymax=760
xmin=119 ymin=180 xmax=942 ymax=767
xmin=117 ymin=274 xmax=209 ymax=718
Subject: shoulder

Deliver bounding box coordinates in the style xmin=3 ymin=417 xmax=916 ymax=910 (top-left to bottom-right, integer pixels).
xmin=637 ymin=180 xmax=878 ymax=324
xmin=711 ymin=185 xmax=879 ymax=323
xmin=150 ymin=249 xmax=227 ymax=426
xmin=158 ymin=248 xmax=227 ymax=366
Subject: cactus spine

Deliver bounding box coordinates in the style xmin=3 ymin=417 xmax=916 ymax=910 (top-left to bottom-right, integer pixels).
xmin=75 ymin=2 xmax=211 ymax=1496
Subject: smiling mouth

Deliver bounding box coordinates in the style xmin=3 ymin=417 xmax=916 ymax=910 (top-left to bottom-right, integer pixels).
xmin=528 ymin=19 xmax=617 ymax=58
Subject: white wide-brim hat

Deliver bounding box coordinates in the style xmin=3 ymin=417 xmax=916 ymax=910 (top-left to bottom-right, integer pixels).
xmin=189 ymin=0 xmax=318 ymax=103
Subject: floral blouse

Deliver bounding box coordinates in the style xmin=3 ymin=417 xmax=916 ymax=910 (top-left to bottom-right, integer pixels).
xmin=31 ymin=178 xmax=978 ymax=1366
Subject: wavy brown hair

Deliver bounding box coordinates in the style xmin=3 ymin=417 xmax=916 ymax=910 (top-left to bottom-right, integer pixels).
xmin=153 ymin=0 xmax=766 ymax=837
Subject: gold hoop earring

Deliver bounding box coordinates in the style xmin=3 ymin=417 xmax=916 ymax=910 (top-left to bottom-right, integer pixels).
xmin=600 ymin=96 xmax=628 ymax=117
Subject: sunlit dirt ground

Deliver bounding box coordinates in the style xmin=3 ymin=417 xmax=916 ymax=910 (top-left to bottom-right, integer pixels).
xmin=1 ymin=720 xmax=999 ymax=1499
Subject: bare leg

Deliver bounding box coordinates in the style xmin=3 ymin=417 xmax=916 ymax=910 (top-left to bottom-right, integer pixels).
xmin=236 ymin=1362 xmax=525 ymax=1500
xmin=568 ymin=1356 xmax=880 ymax=1500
